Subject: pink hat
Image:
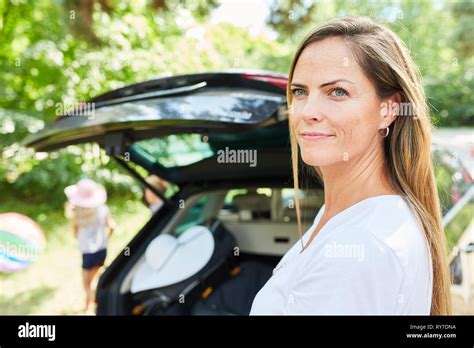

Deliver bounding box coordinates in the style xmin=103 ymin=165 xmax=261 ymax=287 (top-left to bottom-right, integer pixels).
xmin=64 ymin=179 xmax=107 ymax=208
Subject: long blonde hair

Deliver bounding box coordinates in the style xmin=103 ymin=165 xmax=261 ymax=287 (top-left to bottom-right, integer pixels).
xmin=288 ymin=16 xmax=452 ymax=315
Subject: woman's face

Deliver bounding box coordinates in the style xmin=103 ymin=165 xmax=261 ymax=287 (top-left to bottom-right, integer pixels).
xmin=290 ymin=37 xmax=393 ymax=167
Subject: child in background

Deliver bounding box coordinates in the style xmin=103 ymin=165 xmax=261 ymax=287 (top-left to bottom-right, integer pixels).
xmin=64 ymin=178 xmax=116 ymax=314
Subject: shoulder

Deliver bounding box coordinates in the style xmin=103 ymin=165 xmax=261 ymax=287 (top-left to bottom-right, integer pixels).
xmin=303 ymin=196 xmax=428 ymax=281
xmin=363 ymin=196 xmax=430 ymax=272
xmin=305 ymin=195 xmax=430 ymax=290
xmin=328 ymin=196 xmax=427 ymax=258
xmin=364 ymin=196 xmax=425 ymax=244
xmin=290 ymin=225 xmax=405 ymax=314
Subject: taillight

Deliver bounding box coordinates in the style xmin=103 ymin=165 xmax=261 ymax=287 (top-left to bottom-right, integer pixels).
xmin=243 ymin=73 xmax=288 ymax=90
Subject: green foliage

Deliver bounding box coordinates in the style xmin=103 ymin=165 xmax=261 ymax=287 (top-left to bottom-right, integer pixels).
xmin=1 ymin=142 xmax=141 ymax=208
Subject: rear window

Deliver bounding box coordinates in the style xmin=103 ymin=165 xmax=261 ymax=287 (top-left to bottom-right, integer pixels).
xmin=135 ymin=134 xmax=214 ymax=168
xmin=131 ymin=125 xmax=289 ymax=169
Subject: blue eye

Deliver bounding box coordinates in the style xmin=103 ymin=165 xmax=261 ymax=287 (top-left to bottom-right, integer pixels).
xmin=331 ymin=88 xmax=347 ymax=98
xmin=291 ymin=88 xmax=306 ymax=97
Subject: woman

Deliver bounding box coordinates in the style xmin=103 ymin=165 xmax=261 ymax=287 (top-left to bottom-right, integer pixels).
xmin=250 ymin=16 xmax=451 ymax=315
xmin=65 ymin=178 xmax=116 ymax=313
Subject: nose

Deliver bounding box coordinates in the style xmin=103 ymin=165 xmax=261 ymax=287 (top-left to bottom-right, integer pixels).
xmin=300 ymin=95 xmax=324 ymax=123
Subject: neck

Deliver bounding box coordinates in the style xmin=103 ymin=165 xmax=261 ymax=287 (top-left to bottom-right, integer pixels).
xmin=318 ymin=141 xmax=396 ymax=217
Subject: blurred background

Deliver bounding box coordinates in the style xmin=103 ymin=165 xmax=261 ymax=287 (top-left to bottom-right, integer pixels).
xmin=0 ymin=0 xmax=472 ymax=314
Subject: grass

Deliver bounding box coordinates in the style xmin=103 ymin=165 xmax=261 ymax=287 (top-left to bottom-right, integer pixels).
xmin=0 ymin=196 xmax=151 ymax=315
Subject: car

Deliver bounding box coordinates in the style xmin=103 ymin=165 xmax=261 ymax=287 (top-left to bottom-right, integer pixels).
xmin=23 ymin=70 xmax=474 ymax=315
xmin=432 ymin=146 xmax=474 ymax=313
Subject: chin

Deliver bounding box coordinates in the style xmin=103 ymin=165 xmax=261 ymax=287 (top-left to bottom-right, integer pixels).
xmin=300 ymin=149 xmax=336 ymax=167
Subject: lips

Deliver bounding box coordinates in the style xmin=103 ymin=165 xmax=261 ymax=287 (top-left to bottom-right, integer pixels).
xmin=299 ymin=131 xmax=335 ymax=142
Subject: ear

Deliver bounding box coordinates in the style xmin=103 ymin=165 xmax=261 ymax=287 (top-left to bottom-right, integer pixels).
xmin=379 ymin=92 xmax=401 ymax=130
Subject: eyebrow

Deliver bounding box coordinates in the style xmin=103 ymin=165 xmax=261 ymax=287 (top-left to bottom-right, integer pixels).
xmin=291 ymin=79 xmax=355 ymax=88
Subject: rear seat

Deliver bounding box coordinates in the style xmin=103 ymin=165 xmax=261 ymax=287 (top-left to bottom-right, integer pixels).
xmin=232 ymin=190 xmax=271 ymax=220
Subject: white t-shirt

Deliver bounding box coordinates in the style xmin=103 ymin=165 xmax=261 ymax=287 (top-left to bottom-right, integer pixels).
xmin=77 ymin=205 xmax=110 ymax=254
xmin=249 ymin=195 xmax=433 ymax=315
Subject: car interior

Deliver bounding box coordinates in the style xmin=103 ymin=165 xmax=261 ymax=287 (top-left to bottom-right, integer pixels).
xmin=121 ymin=187 xmax=324 ymax=315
